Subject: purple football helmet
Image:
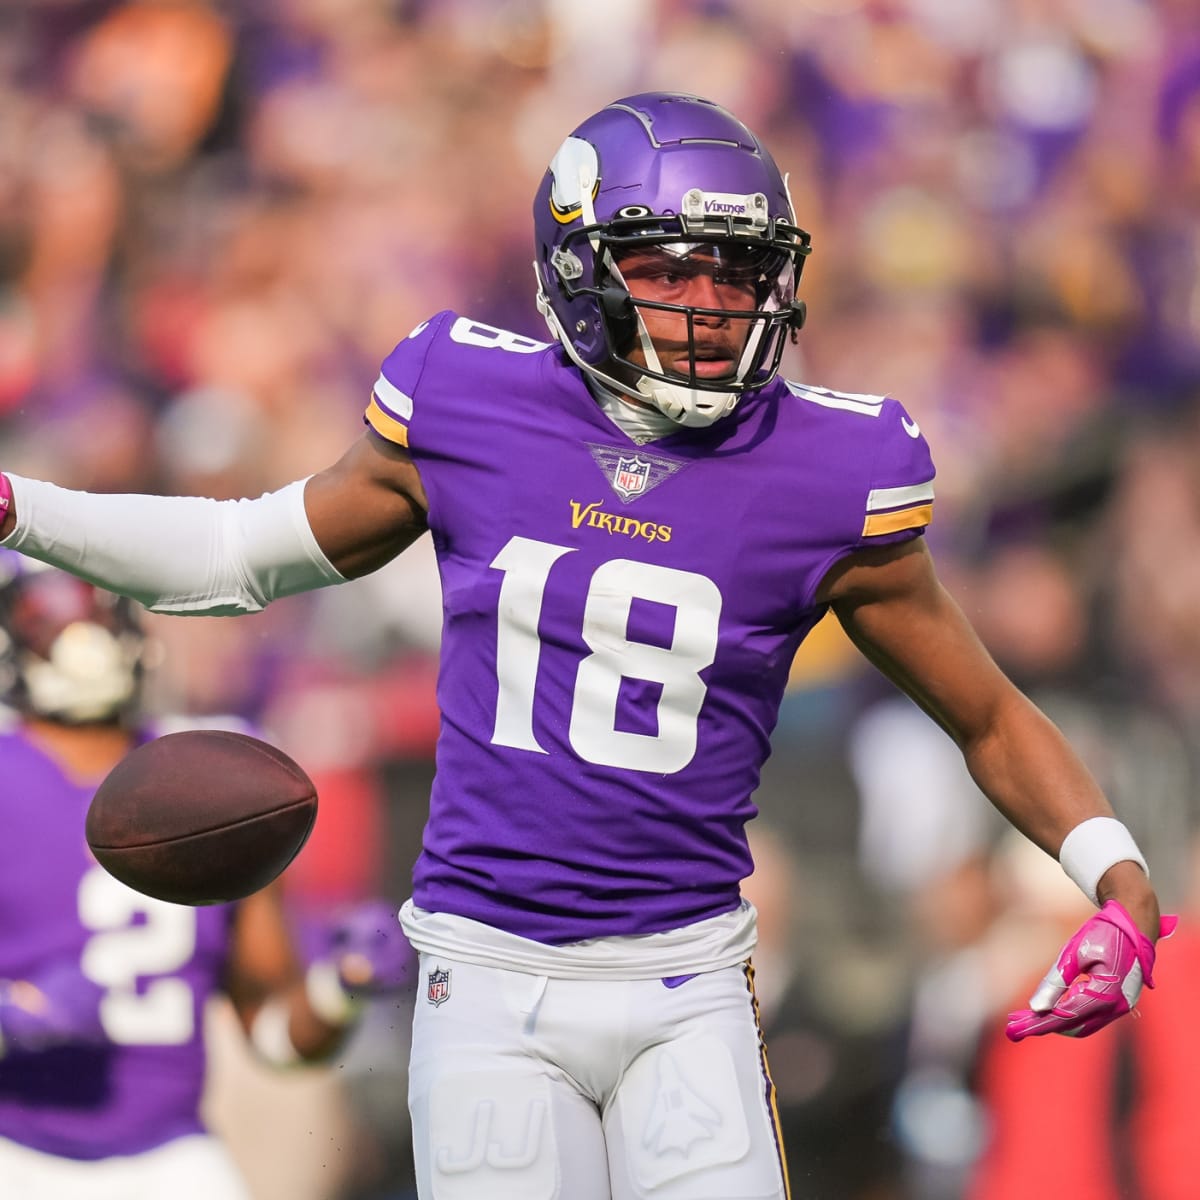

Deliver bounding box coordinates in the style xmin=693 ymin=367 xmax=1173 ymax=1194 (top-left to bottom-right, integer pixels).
xmin=533 ymin=92 xmax=811 ymax=426
xmin=0 ymin=549 xmax=147 ymax=724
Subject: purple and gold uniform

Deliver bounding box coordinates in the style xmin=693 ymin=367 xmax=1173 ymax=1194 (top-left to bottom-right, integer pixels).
xmin=366 ymin=312 xmax=934 ymax=946
xmin=0 ymin=725 xmax=235 ymax=1161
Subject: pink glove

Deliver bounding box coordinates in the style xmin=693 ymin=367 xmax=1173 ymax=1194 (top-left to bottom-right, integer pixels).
xmin=1006 ymin=900 xmax=1178 ymax=1041
xmin=0 ymin=473 xmax=11 ymax=523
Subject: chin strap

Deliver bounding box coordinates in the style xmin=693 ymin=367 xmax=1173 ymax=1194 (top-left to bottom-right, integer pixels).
xmin=538 ymin=283 xmax=740 ymax=430
xmin=634 ymin=375 xmax=738 ymax=427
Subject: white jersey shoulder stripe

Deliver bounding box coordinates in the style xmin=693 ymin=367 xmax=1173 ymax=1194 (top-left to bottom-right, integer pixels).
xmin=785 ymin=381 xmax=887 ymax=416
xmin=867 ymin=480 xmax=935 ymax=512
xmin=373 ymin=372 xmax=414 ymax=420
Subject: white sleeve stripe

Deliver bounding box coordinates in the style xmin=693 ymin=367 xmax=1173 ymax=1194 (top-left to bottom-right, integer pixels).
xmin=867 ymin=480 xmax=935 ymax=511
xmin=373 ymin=372 xmax=414 ymax=420
xmin=784 ymin=382 xmax=885 ymax=415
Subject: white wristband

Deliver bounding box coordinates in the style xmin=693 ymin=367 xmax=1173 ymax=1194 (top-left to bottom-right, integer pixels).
xmin=1058 ymin=817 xmax=1148 ymax=906
xmin=305 ymin=960 xmax=360 ymax=1027
xmin=249 ymin=998 xmax=302 ymax=1068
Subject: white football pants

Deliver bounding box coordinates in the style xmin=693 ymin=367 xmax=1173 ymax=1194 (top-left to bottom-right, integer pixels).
xmin=408 ymin=955 xmax=790 ymax=1200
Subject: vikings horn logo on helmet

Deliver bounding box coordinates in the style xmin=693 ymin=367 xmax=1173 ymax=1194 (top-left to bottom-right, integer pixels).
xmin=547 ymin=137 xmax=601 ymax=225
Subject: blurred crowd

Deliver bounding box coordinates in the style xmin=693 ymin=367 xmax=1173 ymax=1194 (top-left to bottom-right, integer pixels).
xmin=3 ymin=0 xmax=1200 ymax=1197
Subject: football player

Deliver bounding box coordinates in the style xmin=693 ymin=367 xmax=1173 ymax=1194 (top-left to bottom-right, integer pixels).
xmin=0 ymin=93 xmax=1171 ymax=1198
xmin=0 ymin=553 xmax=410 ymax=1199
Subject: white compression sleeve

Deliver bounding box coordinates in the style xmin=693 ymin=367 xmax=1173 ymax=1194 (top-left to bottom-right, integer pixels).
xmin=1 ymin=475 xmax=345 ymax=615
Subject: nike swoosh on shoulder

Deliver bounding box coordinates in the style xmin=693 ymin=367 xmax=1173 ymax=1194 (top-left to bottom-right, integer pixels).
xmin=901 ymin=416 xmax=921 ymax=438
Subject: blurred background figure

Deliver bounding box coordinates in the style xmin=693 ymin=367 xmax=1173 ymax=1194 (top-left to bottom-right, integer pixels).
xmin=846 ymin=532 xmax=1194 ymax=1199
xmin=742 ymin=821 xmax=910 ymax=1200
xmin=964 ymin=832 xmax=1126 ymax=1200
xmin=3 ymin=1 xmax=1200 ymax=1195
xmin=0 ymin=551 xmax=412 ymax=1200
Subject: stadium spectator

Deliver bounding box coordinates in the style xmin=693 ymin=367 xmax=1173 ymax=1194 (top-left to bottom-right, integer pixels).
xmin=966 ymin=828 xmax=1200 ymax=1200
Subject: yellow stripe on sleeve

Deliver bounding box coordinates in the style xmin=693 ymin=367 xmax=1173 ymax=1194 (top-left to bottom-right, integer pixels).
xmin=364 ymin=395 xmax=409 ymax=447
xmin=861 ymin=502 xmax=933 ymax=537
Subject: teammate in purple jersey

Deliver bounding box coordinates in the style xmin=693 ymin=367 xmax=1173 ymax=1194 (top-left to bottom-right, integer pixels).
xmin=0 ymin=554 xmax=410 ymax=1199
xmin=0 ymin=93 xmax=1172 ymax=1197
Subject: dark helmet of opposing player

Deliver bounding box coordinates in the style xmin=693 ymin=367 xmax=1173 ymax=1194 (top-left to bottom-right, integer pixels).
xmin=0 ymin=550 xmax=147 ymax=724
xmin=532 ymin=91 xmax=811 ymax=427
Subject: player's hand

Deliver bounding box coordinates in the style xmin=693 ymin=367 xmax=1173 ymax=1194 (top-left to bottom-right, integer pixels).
xmin=1006 ymin=900 xmax=1178 ymax=1041
xmin=0 ymin=962 xmax=106 ymax=1056
xmin=0 ymin=472 xmax=13 ymax=539
xmin=323 ymin=900 xmax=413 ymax=996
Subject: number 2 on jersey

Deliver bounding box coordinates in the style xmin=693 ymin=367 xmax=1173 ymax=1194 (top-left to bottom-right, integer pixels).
xmin=78 ymin=866 xmax=197 ymax=1045
xmin=490 ymin=536 xmax=721 ymax=773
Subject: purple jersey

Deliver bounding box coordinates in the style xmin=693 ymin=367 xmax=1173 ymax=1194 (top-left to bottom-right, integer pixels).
xmin=366 ymin=312 xmax=935 ymax=944
xmin=0 ymin=727 xmax=236 ymax=1160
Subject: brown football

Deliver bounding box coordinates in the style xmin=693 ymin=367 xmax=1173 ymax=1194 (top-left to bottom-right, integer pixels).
xmin=86 ymin=729 xmax=318 ymax=905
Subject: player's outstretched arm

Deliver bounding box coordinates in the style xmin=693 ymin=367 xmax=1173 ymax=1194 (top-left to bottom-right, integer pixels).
xmin=302 ymin=430 xmax=429 ymax=578
xmin=822 ymin=539 xmax=1170 ymax=1035
xmin=228 ymin=887 xmax=411 ymax=1067
xmin=0 ymin=431 xmax=428 ymax=613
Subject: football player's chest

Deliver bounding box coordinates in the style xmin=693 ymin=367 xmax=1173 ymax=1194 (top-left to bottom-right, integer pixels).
xmin=435 ymin=421 xmax=856 ymax=639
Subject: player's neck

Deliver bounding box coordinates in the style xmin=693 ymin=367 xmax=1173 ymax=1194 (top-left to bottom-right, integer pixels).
xmin=585 ymin=375 xmax=676 ymax=444
xmin=22 ymin=716 xmax=134 ymax=783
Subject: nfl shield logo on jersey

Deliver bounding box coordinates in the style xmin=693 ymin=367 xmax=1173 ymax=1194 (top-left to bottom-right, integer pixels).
xmin=426 ymin=966 xmax=451 ymax=1007
xmin=613 ymin=456 xmax=650 ymax=499
xmin=587 ymin=443 xmax=686 ymax=504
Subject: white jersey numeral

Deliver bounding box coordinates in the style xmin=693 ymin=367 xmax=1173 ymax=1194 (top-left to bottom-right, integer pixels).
xmin=78 ymin=866 xmax=197 ymax=1045
xmin=448 ymin=317 xmax=548 ymax=354
xmin=489 ymin=537 xmax=721 ymax=773
xmin=491 ymin=537 xmax=576 ymax=753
